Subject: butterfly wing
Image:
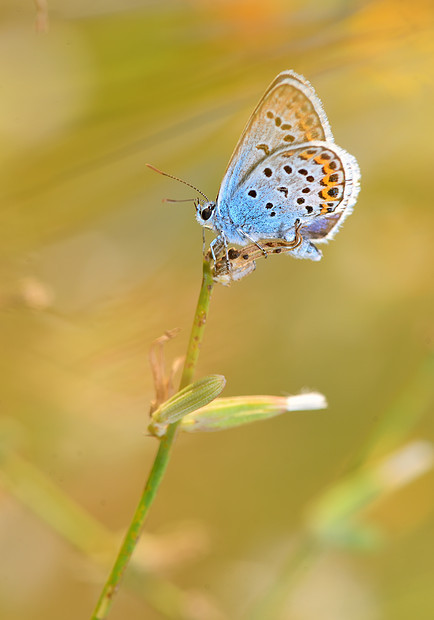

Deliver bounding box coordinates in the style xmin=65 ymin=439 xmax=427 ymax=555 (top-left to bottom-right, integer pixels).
xmin=225 ymin=140 xmax=360 ymax=244
xmin=217 ymin=71 xmax=334 ymax=203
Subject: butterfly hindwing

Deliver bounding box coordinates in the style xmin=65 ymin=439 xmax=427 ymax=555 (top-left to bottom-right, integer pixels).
xmin=224 ymin=141 xmax=360 ymax=243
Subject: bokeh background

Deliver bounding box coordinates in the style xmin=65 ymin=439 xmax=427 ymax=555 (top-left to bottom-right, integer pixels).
xmin=1 ymin=1 xmax=434 ymax=619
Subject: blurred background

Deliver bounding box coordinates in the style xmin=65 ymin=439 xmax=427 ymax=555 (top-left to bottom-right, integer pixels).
xmin=1 ymin=1 xmax=434 ymax=619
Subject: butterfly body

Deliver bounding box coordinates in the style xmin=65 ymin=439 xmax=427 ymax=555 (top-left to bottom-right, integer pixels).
xmin=195 ymin=71 xmax=360 ymax=261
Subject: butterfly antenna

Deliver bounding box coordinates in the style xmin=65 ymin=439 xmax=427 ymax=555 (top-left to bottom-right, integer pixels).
xmin=146 ymin=164 xmax=209 ymax=201
xmin=162 ymin=198 xmax=197 ymax=203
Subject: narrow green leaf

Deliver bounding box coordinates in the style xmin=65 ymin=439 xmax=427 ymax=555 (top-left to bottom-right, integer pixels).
xmin=149 ymin=374 xmax=226 ymax=436
xmin=181 ymin=392 xmax=326 ymax=432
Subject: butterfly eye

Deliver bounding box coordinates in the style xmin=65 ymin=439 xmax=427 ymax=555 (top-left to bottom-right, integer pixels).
xmin=201 ymin=207 xmax=213 ymax=221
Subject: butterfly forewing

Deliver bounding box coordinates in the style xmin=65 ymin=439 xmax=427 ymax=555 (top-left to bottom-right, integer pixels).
xmin=218 ymin=71 xmax=334 ymax=203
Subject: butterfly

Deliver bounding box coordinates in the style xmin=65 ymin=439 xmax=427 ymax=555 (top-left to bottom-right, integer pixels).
xmin=150 ymin=71 xmax=360 ymax=262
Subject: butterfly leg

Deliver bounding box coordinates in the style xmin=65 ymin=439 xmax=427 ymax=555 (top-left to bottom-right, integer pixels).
xmin=213 ymin=232 xmax=232 ymax=273
xmin=285 ymin=228 xmax=322 ymax=261
xmin=210 ymin=233 xmax=230 ymax=266
xmin=236 ymin=228 xmax=268 ymax=258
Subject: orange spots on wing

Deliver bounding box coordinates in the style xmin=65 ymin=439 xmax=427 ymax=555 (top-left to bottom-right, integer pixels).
xmin=296 ymin=109 xmax=323 ymax=141
xmin=322 ymin=173 xmax=339 ymax=186
xmin=322 ymin=162 xmax=339 ymax=175
xmin=299 ymin=150 xmax=316 ymax=160
xmin=314 ymin=154 xmax=328 ymax=165
xmin=318 ymin=188 xmax=331 ymax=200
xmin=318 ymin=163 xmax=342 ymax=211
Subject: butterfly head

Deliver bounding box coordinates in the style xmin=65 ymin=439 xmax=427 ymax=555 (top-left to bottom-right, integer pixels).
xmin=196 ymin=200 xmax=217 ymax=228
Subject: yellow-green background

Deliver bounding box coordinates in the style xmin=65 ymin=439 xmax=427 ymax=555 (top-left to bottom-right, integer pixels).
xmin=1 ymin=1 xmax=433 ymax=619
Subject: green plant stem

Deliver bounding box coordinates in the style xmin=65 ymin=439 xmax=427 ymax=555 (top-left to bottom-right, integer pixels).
xmin=91 ymin=258 xmax=214 ymax=620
